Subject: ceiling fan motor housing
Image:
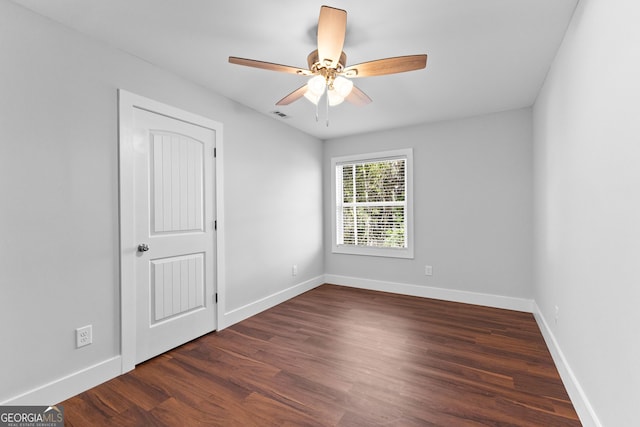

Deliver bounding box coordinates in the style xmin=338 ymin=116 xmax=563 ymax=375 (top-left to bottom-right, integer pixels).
xmin=307 ymin=49 xmax=347 ymax=73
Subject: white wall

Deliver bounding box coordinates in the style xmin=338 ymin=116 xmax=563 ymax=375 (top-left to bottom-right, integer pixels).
xmin=223 ymin=112 xmax=324 ymax=319
xmin=532 ymin=0 xmax=640 ymax=425
xmin=324 ymin=109 xmax=533 ymax=308
xmin=0 ymin=0 xmax=323 ymax=404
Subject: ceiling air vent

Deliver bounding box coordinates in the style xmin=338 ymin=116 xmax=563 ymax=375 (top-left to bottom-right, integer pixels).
xmin=271 ymin=111 xmax=290 ymax=119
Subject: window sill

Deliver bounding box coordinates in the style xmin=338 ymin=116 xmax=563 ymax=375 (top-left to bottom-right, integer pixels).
xmin=332 ymin=245 xmax=414 ymax=259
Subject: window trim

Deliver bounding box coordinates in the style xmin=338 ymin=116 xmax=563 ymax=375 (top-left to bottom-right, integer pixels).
xmin=331 ymin=149 xmax=414 ymax=259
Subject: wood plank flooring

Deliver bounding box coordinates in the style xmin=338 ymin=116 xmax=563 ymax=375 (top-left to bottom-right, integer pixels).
xmin=60 ymin=285 xmax=581 ymax=426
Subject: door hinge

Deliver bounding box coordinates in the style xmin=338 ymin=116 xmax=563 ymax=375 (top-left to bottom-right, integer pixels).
xmin=213 ymin=147 xmax=217 ymax=158
xmin=215 ymin=293 xmax=218 ymax=303
xmin=214 ymin=220 xmax=217 ymax=230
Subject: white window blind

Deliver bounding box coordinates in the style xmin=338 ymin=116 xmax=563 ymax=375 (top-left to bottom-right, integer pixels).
xmin=336 ymin=156 xmax=408 ymax=250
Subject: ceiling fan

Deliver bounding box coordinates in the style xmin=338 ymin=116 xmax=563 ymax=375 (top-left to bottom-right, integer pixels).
xmin=228 ymin=5 xmax=427 ymax=121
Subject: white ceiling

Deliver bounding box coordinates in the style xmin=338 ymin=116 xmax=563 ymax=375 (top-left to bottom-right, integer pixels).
xmin=12 ymin=0 xmax=578 ymax=140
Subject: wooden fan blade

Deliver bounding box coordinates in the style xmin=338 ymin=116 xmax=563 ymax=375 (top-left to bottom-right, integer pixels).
xmin=345 ymin=85 xmax=372 ymax=106
xmin=342 ymin=55 xmax=427 ymax=78
xmin=229 ymin=57 xmax=312 ymax=75
xmin=317 ymin=6 xmax=347 ymax=69
xmin=276 ymin=85 xmax=308 ymax=106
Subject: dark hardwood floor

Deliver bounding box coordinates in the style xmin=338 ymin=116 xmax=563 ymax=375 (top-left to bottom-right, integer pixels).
xmin=61 ymin=285 xmax=581 ymax=426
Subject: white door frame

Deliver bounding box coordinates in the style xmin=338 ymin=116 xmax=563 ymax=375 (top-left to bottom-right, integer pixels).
xmin=118 ymin=89 xmax=226 ymax=373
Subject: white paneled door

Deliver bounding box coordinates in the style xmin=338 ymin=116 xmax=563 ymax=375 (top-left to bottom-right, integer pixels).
xmin=132 ymin=107 xmax=217 ymax=364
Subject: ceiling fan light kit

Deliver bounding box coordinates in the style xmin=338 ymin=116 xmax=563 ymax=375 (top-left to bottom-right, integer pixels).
xmin=332 ymin=77 xmax=354 ymax=100
xmin=306 ymin=75 xmax=327 ymax=102
xmin=304 ymin=75 xmax=353 ymax=107
xmin=229 ymin=5 xmax=428 ymax=125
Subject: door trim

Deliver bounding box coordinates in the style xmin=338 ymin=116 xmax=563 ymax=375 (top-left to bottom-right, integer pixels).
xmin=118 ymin=90 xmax=225 ymax=373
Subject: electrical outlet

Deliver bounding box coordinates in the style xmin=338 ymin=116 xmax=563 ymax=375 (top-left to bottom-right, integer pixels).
xmin=425 ymin=265 xmax=433 ymax=276
xmin=76 ymin=325 xmax=92 ymax=348
xmin=292 ymin=264 xmax=298 ymax=276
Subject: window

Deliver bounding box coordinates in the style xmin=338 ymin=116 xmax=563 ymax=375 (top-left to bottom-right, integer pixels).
xmin=332 ymin=149 xmax=413 ymax=258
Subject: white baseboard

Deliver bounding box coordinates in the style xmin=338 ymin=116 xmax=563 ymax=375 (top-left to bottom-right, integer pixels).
xmin=219 ymin=275 xmax=325 ymax=329
xmin=325 ymin=274 xmax=534 ymax=313
xmin=1 ymin=356 xmax=121 ymax=406
xmin=532 ymin=303 xmax=601 ymax=427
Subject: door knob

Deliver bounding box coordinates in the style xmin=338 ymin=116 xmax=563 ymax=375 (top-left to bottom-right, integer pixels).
xmin=137 ymin=243 xmax=150 ymax=252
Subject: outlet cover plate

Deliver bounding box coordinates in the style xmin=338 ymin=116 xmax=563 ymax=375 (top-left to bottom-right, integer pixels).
xmin=76 ymin=325 xmax=92 ymax=348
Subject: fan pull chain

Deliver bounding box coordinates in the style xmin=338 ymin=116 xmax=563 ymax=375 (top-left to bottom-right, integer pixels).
xmin=326 ymin=85 xmax=330 ymax=127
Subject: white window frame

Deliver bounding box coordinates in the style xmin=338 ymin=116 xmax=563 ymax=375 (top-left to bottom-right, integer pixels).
xmin=331 ymin=149 xmax=414 ymax=259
